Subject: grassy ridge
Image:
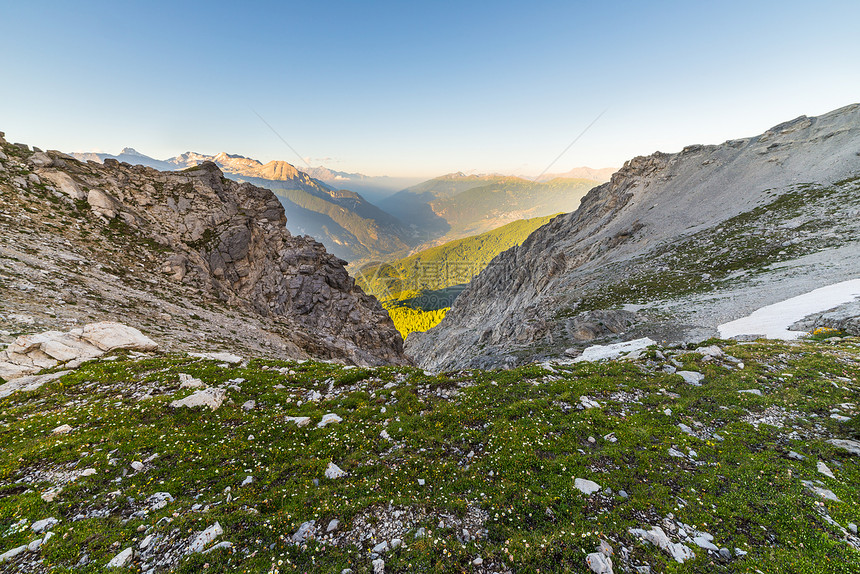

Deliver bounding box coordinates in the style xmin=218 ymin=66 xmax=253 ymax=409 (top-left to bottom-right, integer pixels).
xmin=0 ymin=337 xmax=858 ymax=572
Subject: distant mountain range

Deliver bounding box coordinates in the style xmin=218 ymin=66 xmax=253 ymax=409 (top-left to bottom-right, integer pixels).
xmin=379 ymin=173 xmax=605 ymax=248
xmin=71 ymin=148 xmax=612 ymax=264
xmin=71 ymin=149 xmax=420 ymax=203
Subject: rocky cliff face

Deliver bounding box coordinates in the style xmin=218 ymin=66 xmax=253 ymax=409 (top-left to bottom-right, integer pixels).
xmin=408 ymin=104 xmax=860 ymax=370
xmin=0 ymin=135 xmax=407 ymax=367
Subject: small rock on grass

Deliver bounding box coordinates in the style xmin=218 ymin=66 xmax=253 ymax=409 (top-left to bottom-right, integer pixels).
xmin=0 ymin=545 xmax=26 ymax=563
xmin=31 ymin=517 xmax=58 ymax=533
xmin=188 ymin=522 xmax=223 ymax=553
xmin=170 ymin=387 xmax=226 ymax=410
xmin=574 ymin=478 xmax=601 ymax=495
xmin=318 ymin=413 xmax=343 ymax=428
xmin=106 ymin=547 xmax=134 ymax=567
xmin=677 ymin=371 xmax=704 ymax=385
xmin=325 ymin=462 xmax=347 ymax=479
xmin=586 ymin=552 xmax=613 ymax=574
xmin=828 ymin=438 xmax=860 ymax=455
xmin=372 ymin=558 xmax=385 ymax=573
xmin=292 ymin=521 xmax=316 ymax=544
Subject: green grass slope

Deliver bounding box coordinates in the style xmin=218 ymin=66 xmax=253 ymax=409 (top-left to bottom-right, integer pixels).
xmin=356 ymin=213 xmax=561 ymax=302
xmin=1 ymin=336 xmax=859 ymax=573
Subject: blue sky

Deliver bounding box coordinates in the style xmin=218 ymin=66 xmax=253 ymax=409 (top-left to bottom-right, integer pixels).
xmin=1 ymin=0 xmax=858 ymax=177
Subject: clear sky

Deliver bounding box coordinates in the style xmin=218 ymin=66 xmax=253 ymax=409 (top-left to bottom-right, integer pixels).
xmin=1 ymin=0 xmax=858 ymax=177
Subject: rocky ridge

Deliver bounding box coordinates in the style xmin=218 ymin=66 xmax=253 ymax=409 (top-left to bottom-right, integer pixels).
xmin=0 ymin=133 xmax=407 ymax=368
xmin=409 ymin=103 xmax=860 ymax=370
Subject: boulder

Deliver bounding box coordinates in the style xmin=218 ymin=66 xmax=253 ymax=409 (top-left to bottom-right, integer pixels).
xmin=0 ymin=322 xmax=157 ymax=381
xmin=169 ymin=387 xmax=226 ymax=410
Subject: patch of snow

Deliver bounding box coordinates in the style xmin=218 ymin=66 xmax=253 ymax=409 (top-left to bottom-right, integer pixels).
xmin=718 ymin=279 xmax=860 ymax=339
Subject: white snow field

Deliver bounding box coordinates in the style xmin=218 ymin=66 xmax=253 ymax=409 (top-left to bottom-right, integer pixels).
xmin=718 ymin=278 xmax=860 ymax=340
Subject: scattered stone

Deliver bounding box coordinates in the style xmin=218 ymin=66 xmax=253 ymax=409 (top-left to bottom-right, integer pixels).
xmin=242 ymin=400 xmax=256 ymax=411
xmin=692 ymin=534 xmax=719 ymax=551
xmin=178 ymin=373 xmax=205 ymax=389
xmin=473 ymin=557 xmax=483 ymax=565
xmin=169 ymin=387 xmax=226 ymax=410
xmin=828 ymin=439 xmax=860 ymax=455
xmin=830 ymin=413 xmax=852 ymax=422
xmin=677 ymin=371 xmax=704 ymax=385
xmin=106 ymin=547 xmax=134 ymax=567
xmin=51 ymin=424 xmax=73 ymax=435
xmin=574 ymin=338 xmax=656 ymax=362
xmin=147 ymin=492 xmax=174 ymax=510
xmin=189 ymin=352 xmax=243 ymax=364
xmin=801 ymin=480 xmax=841 ymax=502
xmin=292 ymin=521 xmax=316 ymax=544
xmin=241 ymin=475 xmax=253 ymax=486
xmin=188 ymin=522 xmax=223 ymax=553
xmin=818 ymin=461 xmax=836 ymax=479
xmin=0 ymin=370 xmax=72 ymax=400
xmin=31 ymin=517 xmax=58 ymax=533
xmin=327 ymin=519 xmax=340 ymax=533
xmin=788 ymin=451 xmax=805 ymax=460
xmin=285 ymin=416 xmax=311 ymax=427
xmin=372 ymin=558 xmax=385 ymax=573
xmin=629 ymin=526 xmax=695 ymax=563
xmin=202 ymin=541 xmax=234 ymax=554
xmin=695 ymin=345 xmax=724 ymax=358
xmin=580 ymin=396 xmax=602 ymax=409
xmin=586 ymin=552 xmax=614 ymax=574
xmin=318 ymin=413 xmax=343 ymax=428
xmin=599 ymin=540 xmax=614 ymax=556
xmin=41 ymin=487 xmax=62 ymax=502
xmin=131 ymin=461 xmax=144 ymax=472
xmin=372 ymin=541 xmax=389 ymax=553
xmin=0 ymin=545 xmax=26 ymax=563
xmin=575 ymin=478 xmax=602 ymax=495
xmin=325 ymin=462 xmax=347 ymax=479
xmin=738 ymin=389 xmax=762 ymax=396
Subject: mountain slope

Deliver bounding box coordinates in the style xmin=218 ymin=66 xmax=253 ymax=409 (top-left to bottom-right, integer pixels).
xmin=408 ymin=104 xmax=860 ymax=370
xmin=1 ymin=134 xmax=407 ymax=366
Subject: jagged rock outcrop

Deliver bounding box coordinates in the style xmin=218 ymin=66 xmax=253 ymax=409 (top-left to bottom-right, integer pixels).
xmin=0 ymin=135 xmax=407 ymax=368
xmin=408 ymin=104 xmax=860 ymax=370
